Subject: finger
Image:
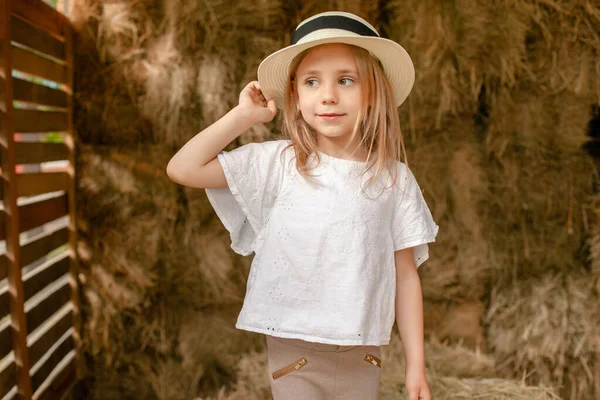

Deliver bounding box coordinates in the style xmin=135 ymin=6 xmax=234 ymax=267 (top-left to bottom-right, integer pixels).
xmin=422 ymin=387 xmax=432 ymax=400
xmin=266 ymin=99 xmax=277 ymax=116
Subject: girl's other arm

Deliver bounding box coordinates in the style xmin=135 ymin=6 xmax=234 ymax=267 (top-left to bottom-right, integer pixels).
xmin=166 ymin=81 xmax=277 ymax=189
xmin=394 ymin=248 xmax=431 ymax=400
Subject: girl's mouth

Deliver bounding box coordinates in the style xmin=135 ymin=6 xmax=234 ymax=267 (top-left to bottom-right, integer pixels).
xmin=317 ymin=113 xmax=345 ymax=120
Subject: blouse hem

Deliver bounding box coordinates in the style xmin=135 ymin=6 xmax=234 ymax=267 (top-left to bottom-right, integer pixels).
xmin=235 ymin=323 xmax=390 ymax=346
xmin=394 ymin=225 xmax=440 ymax=252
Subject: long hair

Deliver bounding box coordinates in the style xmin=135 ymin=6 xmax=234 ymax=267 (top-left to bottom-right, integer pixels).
xmin=280 ymin=43 xmax=408 ymax=191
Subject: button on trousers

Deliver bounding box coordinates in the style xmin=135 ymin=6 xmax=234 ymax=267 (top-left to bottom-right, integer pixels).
xmin=266 ymin=335 xmax=382 ymax=400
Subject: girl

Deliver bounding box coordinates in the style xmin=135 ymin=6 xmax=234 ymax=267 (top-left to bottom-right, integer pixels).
xmin=167 ymin=11 xmax=438 ymax=400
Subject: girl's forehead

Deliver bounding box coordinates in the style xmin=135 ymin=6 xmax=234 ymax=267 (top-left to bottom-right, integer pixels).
xmin=297 ymin=43 xmax=358 ymax=73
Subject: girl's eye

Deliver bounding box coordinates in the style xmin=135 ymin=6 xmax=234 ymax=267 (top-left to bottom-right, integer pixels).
xmin=339 ymin=78 xmax=354 ymax=86
xmin=305 ymin=79 xmax=319 ymax=87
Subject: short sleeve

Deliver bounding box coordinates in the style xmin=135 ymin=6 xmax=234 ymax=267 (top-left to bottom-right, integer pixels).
xmin=392 ymin=164 xmax=439 ymax=268
xmin=205 ymin=140 xmax=290 ymax=256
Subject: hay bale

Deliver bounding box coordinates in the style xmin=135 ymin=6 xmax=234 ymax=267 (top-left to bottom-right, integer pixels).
xmin=140 ymin=32 xmax=200 ymax=145
xmin=485 ymin=271 xmax=600 ymax=399
xmin=406 ymin=118 xmax=490 ymax=304
xmin=587 ymin=194 xmax=600 ymax=275
xmin=482 ymin=152 xmax=594 ymax=281
xmin=178 ymin=309 xmax=265 ymax=395
xmin=521 ymin=0 xmax=600 ymax=103
xmin=423 ymin=300 xmax=487 ymax=349
xmin=482 ymin=84 xmax=596 ymax=280
xmin=295 ymin=0 xmax=381 ymax=28
xmin=485 ymin=88 xmax=591 ymax=160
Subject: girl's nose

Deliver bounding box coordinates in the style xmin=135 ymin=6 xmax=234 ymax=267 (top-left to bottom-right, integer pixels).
xmin=321 ymin=84 xmax=338 ymax=104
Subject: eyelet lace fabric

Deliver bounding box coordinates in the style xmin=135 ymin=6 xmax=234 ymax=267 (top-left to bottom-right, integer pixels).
xmin=205 ymin=140 xmax=439 ymax=345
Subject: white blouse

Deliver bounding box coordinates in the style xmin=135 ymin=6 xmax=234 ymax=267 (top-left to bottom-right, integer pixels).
xmin=206 ymin=139 xmax=439 ymax=345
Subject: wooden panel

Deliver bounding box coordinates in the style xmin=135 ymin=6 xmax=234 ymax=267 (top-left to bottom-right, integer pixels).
xmin=16 ymin=142 xmax=68 ymax=164
xmin=25 ymin=280 xmax=70 ymax=334
xmin=23 ymin=255 xmax=69 ymax=301
xmin=12 ymin=46 xmax=67 ymax=84
xmin=13 ymin=78 xmax=68 ymax=108
xmin=28 ymin=308 xmax=72 ymax=367
xmin=21 ymin=227 xmax=69 ymax=268
xmin=31 ymin=332 xmax=73 ymax=392
xmin=11 ymin=0 xmax=68 ymax=39
xmin=14 ymin=109 xmax=68 ymax=133
xmin=2 ymin=0 xmax=33 ymax=394
xmin=0 ymin=211 xmax=4 ymax=241
xmin=18 ymin=172 xmax=69 ymax=197
xmin=0 ymin=360 xmax=16 ymax=398
xmin=19 ymin=194 xmax=68 ymax=233
xmin=33 ymin=355 xmax=75 ymax=400
xmin=11 ymin=16 xmax=64 ymax=61
xmin=0 ymin=322 xmax=11 ymax=360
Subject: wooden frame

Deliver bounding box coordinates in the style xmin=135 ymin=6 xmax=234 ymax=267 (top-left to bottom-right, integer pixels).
xmin=0 ymin=1 xmax=79 ymax=399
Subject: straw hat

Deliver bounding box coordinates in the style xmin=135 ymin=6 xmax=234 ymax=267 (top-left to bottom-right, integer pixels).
xmin=257 ymin=11 xmax=415 ymax=109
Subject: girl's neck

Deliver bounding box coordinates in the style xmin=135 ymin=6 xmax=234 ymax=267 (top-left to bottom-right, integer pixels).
xmin=316 ymin=137 xmax=368 ymax=162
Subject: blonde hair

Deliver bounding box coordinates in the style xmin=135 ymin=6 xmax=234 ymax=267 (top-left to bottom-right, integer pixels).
xmin=280 ymin=43 xmax=408 ymax=192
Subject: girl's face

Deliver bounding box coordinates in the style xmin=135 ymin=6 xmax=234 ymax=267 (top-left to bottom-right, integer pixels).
xmin=295 ymin=43 xmax=362 ymax=147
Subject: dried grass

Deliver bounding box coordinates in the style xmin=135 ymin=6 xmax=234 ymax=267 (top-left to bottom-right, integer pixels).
xmin=485 ymin=271 xmax=600 ymax=399
xmin=587 ymin=193 xmax=600 ymax=275
xmin=140 ymin=31 xmax=199 ymax=145
xmin=523 ymin=0 xmax=600 ymax=103
xmin=407 ymin=118 xmax=490 ymax=303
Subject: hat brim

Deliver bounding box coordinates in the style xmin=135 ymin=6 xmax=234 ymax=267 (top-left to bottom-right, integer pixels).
xmin=257 ymin=35 xmax=415 ymax=109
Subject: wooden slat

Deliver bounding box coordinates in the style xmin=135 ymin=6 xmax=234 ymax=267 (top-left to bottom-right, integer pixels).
xmin=25 ymin=280 xmax=70 ymax=334
xmin=14 ymin=109 xmax=68 ymax=133
xmin=11 ymin=16 xmax=65 ymax=61
xmin=0 ymin=322 xmax=11 ymax=360
xmin=21 ymin=227 xmax=69 ymax=268
xmin=0 ymin=360 xmax=16 ymax=398
xmin=18 ymin=172 xmax=69 ymax=197
xmin=33 ymin=355 xmax=75 ymax=400
xmin=28 ymin=307 xmax=72 ymax=367
xmin=15 ymin=142 xmax=68 ymax=164
xmin=23 ymin=255 xmax=69 ymax=301
xmin=19 ymin=194 xmax=68 ymax=233
xmin=12 ymin=46 xmax=67 ymax=84
xmin=11 ymin=0 xmax=68 ymax=39
xmin=6 ymin=387 xmax=18 ymax=400
xmin=13 ymin=78 xmax=68 ymax=108
xmin=31 ymin=332 xmax=73 ymax=392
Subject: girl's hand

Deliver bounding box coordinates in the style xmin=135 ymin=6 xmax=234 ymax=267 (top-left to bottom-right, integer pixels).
xmin=405 ymin=368 xmax=432 ymax=400
xmin=237 ymin=81 xmax=277 ymax=124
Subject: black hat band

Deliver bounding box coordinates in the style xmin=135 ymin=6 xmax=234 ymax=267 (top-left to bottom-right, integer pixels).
xmin=292 ymin=15 xmax=379 ymax=45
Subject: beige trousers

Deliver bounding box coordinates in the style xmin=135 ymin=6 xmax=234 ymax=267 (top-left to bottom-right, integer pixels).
xmin=266 ymin=335 xmax=382 ymax=400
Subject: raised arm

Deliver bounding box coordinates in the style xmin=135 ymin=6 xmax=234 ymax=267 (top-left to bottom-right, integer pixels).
xmin=166 ymin=81 xmax=277 ymax=189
